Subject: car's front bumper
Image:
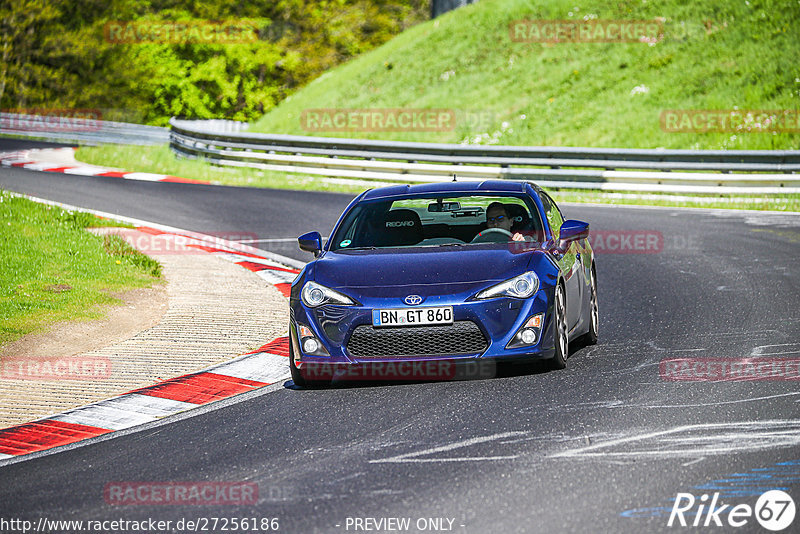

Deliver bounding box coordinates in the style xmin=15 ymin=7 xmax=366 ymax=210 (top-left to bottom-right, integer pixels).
xmin=290 ymin=286 xmax=559 ymax=381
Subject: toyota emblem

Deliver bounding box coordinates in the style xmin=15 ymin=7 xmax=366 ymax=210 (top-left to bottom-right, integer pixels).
xmin=404 ymin=294 xmax=423 ymax=305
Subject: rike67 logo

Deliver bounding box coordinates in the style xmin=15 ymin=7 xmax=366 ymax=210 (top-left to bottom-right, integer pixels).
xmin=668 ymin=490 xmax=795 ymax=531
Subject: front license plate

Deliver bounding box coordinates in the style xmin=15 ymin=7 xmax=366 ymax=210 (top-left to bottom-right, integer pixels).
xmin=372 ymin=306 xmax=453 ymax=327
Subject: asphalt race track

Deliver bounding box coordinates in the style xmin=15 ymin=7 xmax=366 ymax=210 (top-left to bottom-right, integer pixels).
xmin=2 ymin=139 xmax=800 ymax=533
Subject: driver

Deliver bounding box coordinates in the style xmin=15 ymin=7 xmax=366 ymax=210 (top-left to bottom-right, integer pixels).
xmin=482 ymin=202 xmax=526 ymax=241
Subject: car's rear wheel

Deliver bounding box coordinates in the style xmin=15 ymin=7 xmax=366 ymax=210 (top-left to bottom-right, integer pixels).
xmin=550 ymin=283 xmax=568 ymax=369
xmin=583 ymin=265 xmax=599 ymax=345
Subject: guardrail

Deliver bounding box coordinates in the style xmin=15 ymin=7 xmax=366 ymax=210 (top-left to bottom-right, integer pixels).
xmin=175 ymin=117 xmax=795 ymax=194
xmin=0 ymin=112 xmax=168 ymax=145
xmin=3 ymin=111 xmax=797 ymax=194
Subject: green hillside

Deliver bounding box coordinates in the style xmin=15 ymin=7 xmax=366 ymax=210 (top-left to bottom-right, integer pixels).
xmin=250 ymin=0 xmax=800 ymax=150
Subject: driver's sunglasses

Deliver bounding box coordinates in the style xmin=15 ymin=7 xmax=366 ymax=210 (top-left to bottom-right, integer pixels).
xmin=487 ymin=215 xmax=506 ymax=223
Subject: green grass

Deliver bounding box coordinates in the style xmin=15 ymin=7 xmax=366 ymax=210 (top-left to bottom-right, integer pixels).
xmin=251 ymin=0 xmax=800 ymax=150
xmin=0 ymin=191 xmax=163 ymax=346
xmin=551 ymin=189 xmax=800 ymax=211
xmin=101 ymin=234 xmax=162 ymax=278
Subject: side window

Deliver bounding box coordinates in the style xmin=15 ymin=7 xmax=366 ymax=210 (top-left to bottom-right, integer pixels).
xmin=538 ymin=192 xmax=564 ymax=240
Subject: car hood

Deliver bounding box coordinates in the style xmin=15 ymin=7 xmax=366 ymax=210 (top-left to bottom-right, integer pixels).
xmin=312 ymin=245 xmax=547 ymax=296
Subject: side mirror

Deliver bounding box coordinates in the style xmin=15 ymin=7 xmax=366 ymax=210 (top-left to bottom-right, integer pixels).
xmin=298 ymin=231 xmax=322 ymax=257
xmin=560 ymin=220 xmax=590 ymax=242
xmin=554 ymin=220 xmax=589 ymax=254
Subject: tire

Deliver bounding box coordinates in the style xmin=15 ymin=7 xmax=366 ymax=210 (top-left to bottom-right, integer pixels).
xmin=583 ymin=265 xmax=599 ymax=345
xmin=289 ymin=334 xmax=309 ymax=387
xmin=550 ymin=283 xmax=568 ymax=370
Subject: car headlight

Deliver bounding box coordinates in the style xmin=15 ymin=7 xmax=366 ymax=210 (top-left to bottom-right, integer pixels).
xmin=301 ymin=281 xmax=355 ymax=307
xmin=475 ymin=272 xmax=539 ymax=300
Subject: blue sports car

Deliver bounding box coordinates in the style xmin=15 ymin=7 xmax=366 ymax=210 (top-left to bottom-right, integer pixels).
xmin=289 ymin=180 xmax=598 ymax=386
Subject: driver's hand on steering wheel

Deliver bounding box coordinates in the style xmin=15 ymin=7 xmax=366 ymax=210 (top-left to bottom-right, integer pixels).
xmin=511 ymin=232 xmax=525 ymax=241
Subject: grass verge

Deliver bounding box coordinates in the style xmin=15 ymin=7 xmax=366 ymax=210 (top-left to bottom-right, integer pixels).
xmin=0 ymin=191 xmax=163 ymax=346
xmin=550 ymin=190 xmax=800 ymax=212
xmin=77 ymin=144 xmax=800 ymax=211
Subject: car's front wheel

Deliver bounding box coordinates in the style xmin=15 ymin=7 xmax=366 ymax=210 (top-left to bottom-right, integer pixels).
xmin=289 ymin=334 xmax=309 ymax=387
xmin=550 ymin=283 xmax=568 ymax=370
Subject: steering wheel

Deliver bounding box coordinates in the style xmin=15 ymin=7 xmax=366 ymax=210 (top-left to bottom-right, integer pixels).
xmin=471 ymin=227 xmax=513 ymax=243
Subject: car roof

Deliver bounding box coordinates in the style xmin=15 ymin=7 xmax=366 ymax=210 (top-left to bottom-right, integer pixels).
xmin=361 ymin=180 xmax=532 ymax=201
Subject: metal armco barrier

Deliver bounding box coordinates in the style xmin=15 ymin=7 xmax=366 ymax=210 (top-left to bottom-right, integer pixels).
xmin=169 ymin=118 xmax=800 ymax=194
xmin=0 ymin=112 xmax=168 ymax=145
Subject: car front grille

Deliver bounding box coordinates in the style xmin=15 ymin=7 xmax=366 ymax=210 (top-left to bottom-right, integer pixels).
xmin=347 ymin=321 xmax=488 ymax=358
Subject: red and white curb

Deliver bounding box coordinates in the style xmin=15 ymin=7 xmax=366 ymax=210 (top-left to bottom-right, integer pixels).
xmin=0 ymin=195 xmax=303 ymax=462
xmin=0 ymin=148 xmax=207 ymax=184
xmin=0 ymin=337 xmax=290 ymax=459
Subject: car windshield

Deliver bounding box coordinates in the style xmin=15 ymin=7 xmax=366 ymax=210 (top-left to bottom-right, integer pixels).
xmin=330 ymin=194 xmax=544 ymax=251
